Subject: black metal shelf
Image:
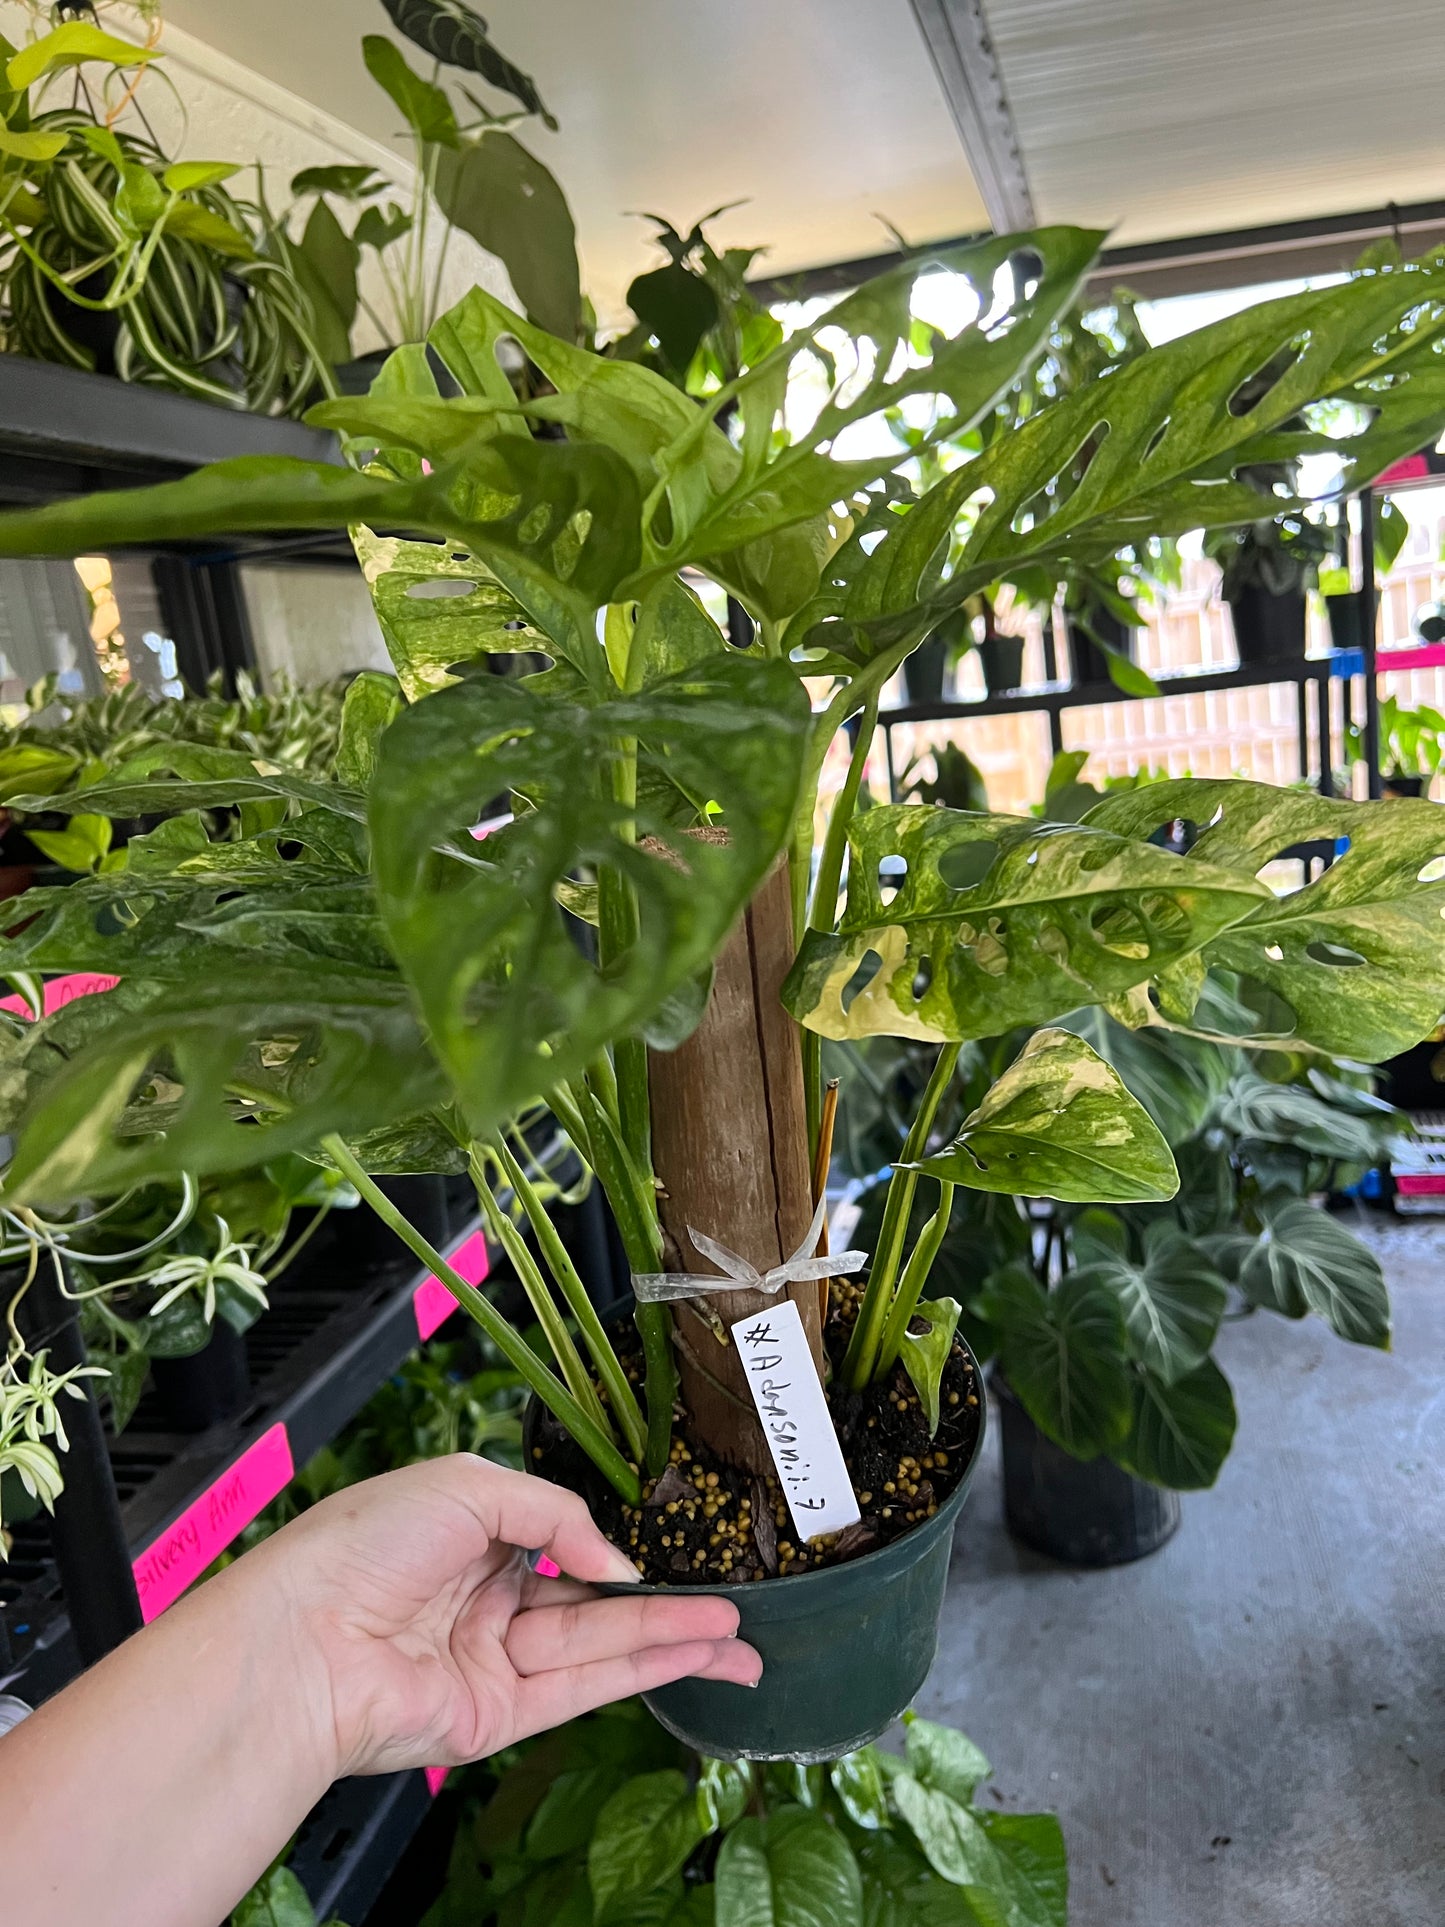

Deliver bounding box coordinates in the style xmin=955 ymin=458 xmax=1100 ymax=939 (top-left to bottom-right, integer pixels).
xmin=0 ymin=353 xmax=339 ymax=507
xmin=0 ymin=1216 xmax=489 ymax=1706
xmin=878 ymin=651 xmax=1361 ymax=799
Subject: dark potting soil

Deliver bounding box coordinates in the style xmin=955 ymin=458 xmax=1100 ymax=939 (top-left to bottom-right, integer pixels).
xmin=529 ymin=1284 xmax=982 ymax=1585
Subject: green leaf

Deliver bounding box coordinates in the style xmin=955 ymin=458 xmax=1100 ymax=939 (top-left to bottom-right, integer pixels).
xmin=783 ymin=806 xmax=1269 ymax=1045
xmin=1239 ymin=1199 xmax=1390 ymax=1348
xmin=628 ymin=260 xmax=719 ymax=372
xmin=588 ymin=1770 xmax=704 ymax=1921
xmin=162 ymin=160 xmax=241 ymax=193
xmin=899 ymin=1296 xmax=961 ymax=1436
xmin=369 ymin=654 xmax=809 ymax=1137
xmin=230 ymin=1862 xmax=322 ymax=1927
xmin=379 ymin=0 xmax=555 ymax=125
xmin=1057 ymin=1004 xmax=1235 ymax=1140
xmin=801 ymin=253 xmax=1445 ymax=664
xmin=854 ymin=1833 xmax=978 ymax=1927
xmin=903 ymin=1714 xmax=991 ymax=1807
xmin=292 ymin=164 xmax=384 ymax=199
xmin=975 ymin=1813 xmax=1068 ymax=1927
xmin=524 ymin=1765 xmax=618 ymax=1859
xmin=0 ymin=742 xmax=79 ymax=794
xmin=334 ymin=671 xmax=402 ymax=789
xmin=113 ymin=158 xmax=167 ymax=233
xmin=1074 ymin=1220 xmax=1227 ymax=1383
xmin=1217 ymin=1071 xmax=1396 ymax=1164
xmin=1117 ymin=1357 xmax=1237 ymax=1490
xmin=829 ymin=1749 xmax=891 ymax=1832
xmin=298 ymin=197 xmax=360 ymax=335
xmin=1084 ymin=779 xmax=1445 ymax=1060
xmin=3 ymin=975 xmax=446 ymax=1205
xmin=435 ymin=132 xmax=581 ymax=342
xmin=0 ymin=126 xmax=68 ymax=161
xmin=891 ymin=1773 xmax=1006 ymax=1898
xmin=715 ymin=1809 xmax=862 ymax=1927
xmin=914 ymin=1028 xmax=1178 ymax=1204
xmin=362 ymin=33 xmax=459 ymax=146
xmin=696 ymin=1759 xmax=751 ymax=1834
xmin=28 ymin=811 xmax=111 ymax=874
xmin=977 ymin=1263 xmax=1133 ymax=1459
xmin=8 ymin=24 xmax=161 ymax=90
xmin=160 ymin=202 xmax=254 ymax=258
xmin=350 ymin=526 xmax=542 ymax=700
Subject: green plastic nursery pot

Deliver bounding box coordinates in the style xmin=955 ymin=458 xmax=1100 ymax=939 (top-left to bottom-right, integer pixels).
xmin=527 ymin=1347 xmax=987 ymax=1764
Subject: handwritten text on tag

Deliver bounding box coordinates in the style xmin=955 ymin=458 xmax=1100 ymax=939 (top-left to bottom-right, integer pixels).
xmin=731 ymin=1298 xmax=861 ymax=1543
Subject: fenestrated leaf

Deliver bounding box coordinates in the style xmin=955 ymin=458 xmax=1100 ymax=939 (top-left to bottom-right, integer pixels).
xmin=369 ymin=654 xmax=809 ymax=1137
xmin=715 ymin=1808 xmax=862 ymax=1927
xmin=2 ymin=742 xmax=368 ymax=825
xmin=1117 ymin=1357 xmax=1237 ymax=1490
xmin=977 ymin=1263 xmax=1132 ymax=1460
xmin=0 ymin=437 xmax=641 ymax=675
xmin=350 ymin=526 xmax=543 ymax=701
xmin=1084 ymin=779 xmax=1445 ymax=1060
xmin=782 ymin=806 xmax=1269 ymax=1044
xmin=3 ymin=973 xmax=446 ymax=1205
xmin=435 ymin=132 xmax=581 ymax=342
xmin=794 ymin=250 xmax=1445 ymax=667
xmin=1073 ymin=1220 xmax=1227 ymax=1383
xmin=910 ymin=1028 xmax=1178 ymax=1204
xmin=1239 ymin=1199 xmax=1390 ymax=1348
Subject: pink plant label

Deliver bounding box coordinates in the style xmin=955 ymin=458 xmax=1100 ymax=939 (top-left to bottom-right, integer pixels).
xmin=425 ymin=1767 xmax=448 ymax=1798
xmin=0 ymin=971 xmax=120 ymax=1020
xmin=413 ymin=1230 xmax=491 ymax=1342
xmin=131 ymin=1423 xmax=295 ymax=1623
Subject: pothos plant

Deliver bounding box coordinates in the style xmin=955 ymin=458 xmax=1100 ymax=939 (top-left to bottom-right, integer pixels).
xmin=0 ymin=231 xmax=1440 ymax=1543
xmin=425 ymin=1702 xmax=1064 ymax=1927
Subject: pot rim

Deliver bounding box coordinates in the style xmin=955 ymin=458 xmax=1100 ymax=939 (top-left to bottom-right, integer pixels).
xmin=532 ymin=1331 xmax=989 ymax=1602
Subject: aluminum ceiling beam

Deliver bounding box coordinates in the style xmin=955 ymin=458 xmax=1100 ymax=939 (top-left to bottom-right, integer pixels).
xmin=907 ymin=0 xmax=1035 ymax=232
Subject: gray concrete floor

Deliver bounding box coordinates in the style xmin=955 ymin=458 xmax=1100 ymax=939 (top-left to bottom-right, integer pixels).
xmin=919 ymin=1212 xmax=1445 ymax=1927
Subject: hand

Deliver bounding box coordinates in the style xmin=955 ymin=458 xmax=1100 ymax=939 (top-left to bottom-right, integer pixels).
xmin=240 ymin=1456 xmax=761 ymax=1778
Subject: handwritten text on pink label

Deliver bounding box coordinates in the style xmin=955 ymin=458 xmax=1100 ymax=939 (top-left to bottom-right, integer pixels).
xmin=132 ymin=1423 xmax=294 ymax=1623
xmin=413 ymin=1230 xmax=491 ymax=1341
xmin=0 ymin=972 xmax=120 ymax=1021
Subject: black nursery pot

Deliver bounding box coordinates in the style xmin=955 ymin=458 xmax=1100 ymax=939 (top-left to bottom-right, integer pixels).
xmin=150 ymin=1319 xmax=251 ymax=1434
xmin=979 ymin=632 xmax=1025 ymax=695
xmin=526 ymin=1340 xmax=988 ymax=1764
xmin=1066 ymin=609 xmax=1137 ymax=686
xmin=996 ymin=1375 xmax=1179 ymax=1568
xmin=1383 ymin=773 xmax=1428 ymax=799
xmin=1229 ymin=584 xmax=1307 ymax=662
xmin=1325 ymin=590 xmax=1362 ymax=654
xmin=903 ymin=634 xmax=950 ymax=705
xmin=329 ymin=1175 xmax=450 ymax=1279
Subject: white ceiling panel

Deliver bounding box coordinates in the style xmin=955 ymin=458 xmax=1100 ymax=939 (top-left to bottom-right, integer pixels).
xmin=157 ymin=0 xmax=988 ymax=318
xmin=987 ymin=0 xmax=1445 ymax=246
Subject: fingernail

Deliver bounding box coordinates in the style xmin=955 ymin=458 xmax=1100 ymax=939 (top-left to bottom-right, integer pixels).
xmin=535 ymin=1554 xmax=562 ymax=1580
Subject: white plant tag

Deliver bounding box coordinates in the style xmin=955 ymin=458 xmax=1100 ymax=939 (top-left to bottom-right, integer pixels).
xmin=731 ymin=1297 xmax=862 ymax=1544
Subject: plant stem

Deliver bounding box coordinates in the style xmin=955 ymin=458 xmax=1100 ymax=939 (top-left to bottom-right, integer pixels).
xmin=320 ymin=1135 xmax=639 ymax=1505
xmin=491 ymin=1135 xmax=648 ymax=1463
xmin=468 ymin=1154 xmax=613 ymax=1439
xmin=802 ymin=688 xmax=879 ymax=1151
xmin=876 ymin=1180 xmax=955 ymax=1373
xmin=572 ymin=1080 xmax=675 ymax=1478
xmin=841 ymin=1042 xmax=961 ymax=1391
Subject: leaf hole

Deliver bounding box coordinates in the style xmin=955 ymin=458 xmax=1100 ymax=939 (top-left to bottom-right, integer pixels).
xmin=938 ymin=840 xmax=997 ymax=892
xmin=1264 ymin=942 xmax=1285 ymax=961
xmin=404 ymin=578 xmax=477 ymax=600
xmin=1306 ymin=939 xmax=1366 ymax=968
xmin=1227 ymin=336 xmax=1309 ymax=417
xmin=1089 ymin=901 xmax=1150 ymax=960
xmin=1419 ymin=854 xmax=1445 ymax=883
xmin=877 ymin=854 xmax=908 ymax=906
xmin=841 ymin=949 xmax=883 ymax=1014
xmin=912 ymin=958 xmax=933 ymax=1002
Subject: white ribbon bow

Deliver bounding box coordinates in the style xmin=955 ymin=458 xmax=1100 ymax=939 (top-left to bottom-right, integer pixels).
xmin=632 ymin=1195 xmax=868 ymax=1305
